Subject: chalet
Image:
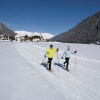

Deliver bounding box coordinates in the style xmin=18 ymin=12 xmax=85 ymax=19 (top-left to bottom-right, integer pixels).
xmin=15 ymin=35 xmax=30 ymax=42
xmin=15 ymin=35 xmax=21 ymax=42
xmin=20 ymin=35 xmax=30 ymax=42
xmin=0 ymin=34 xmax=10 ymax=40
xmin=32 ymin=35 xmax=43 ymax=42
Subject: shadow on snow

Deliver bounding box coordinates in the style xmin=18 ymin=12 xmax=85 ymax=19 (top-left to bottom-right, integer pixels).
xmin=54 ymin=62 xmax=66 ymax=70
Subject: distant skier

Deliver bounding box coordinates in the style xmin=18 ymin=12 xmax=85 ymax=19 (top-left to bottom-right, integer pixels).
xmin=44 ymin=45 xmax=58 ymax=71
xmin=62 ymin=46 xmax=77 ymax=71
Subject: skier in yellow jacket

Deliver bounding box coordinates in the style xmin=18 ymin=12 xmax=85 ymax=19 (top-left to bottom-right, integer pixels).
xmin=44 ymin=45 xmax=58 ymax=71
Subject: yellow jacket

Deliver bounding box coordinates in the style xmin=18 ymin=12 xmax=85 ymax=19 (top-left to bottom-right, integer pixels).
xmin=45 ymin=48 xmax=57 ymax=58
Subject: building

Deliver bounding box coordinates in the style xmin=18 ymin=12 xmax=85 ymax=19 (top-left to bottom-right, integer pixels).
xmin=32 ymin=35 xmax=43 ymax=42
xmin=15 ymin=34 xmax=43 ymax=42
xmin=0 ymin=34 xmax=10 ymax=40
xmin=15 ymin=35 xmax=21 ymax=42
xmin=15 ymin=35 xmax=30 ymax=42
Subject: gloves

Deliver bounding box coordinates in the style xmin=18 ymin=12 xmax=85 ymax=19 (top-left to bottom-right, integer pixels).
xmin=57 ymin=48 xmax=59 ymax=52
xmin=61 ymin=57 xmax=63 ymax=59
xmin=74 ymin=50 xmax=77 ymax=53
xmin=44 ymin=55 xmax=46 ymax=57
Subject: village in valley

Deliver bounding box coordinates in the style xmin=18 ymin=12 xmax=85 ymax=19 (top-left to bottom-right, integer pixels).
xmin=0 ymin=23 xmax=53 ymax=42
xmin=0 ymin=33 xmax=48 ymax=42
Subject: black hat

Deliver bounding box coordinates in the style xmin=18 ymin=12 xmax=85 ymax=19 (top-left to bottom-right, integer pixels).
xmin=50 ymin=45 xmax=53 ymax=47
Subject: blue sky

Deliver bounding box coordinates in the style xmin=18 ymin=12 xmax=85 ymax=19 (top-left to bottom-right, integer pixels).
xmin=0 ymin=0 xmax=100 ymax=35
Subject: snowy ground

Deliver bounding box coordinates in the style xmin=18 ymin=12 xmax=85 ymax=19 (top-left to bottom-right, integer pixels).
xmin=0 ymin=41 xmax=100 ymax=100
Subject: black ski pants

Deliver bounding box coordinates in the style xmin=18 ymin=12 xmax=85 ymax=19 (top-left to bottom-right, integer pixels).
xmin=64 ymin=57 xmax=70 ymax=69
xmin=48 ymin=58 xmax=53 ymax=70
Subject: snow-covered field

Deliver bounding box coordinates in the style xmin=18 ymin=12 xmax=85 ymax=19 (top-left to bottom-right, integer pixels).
xmin=0 ymin=41 xmax=100 ymax=100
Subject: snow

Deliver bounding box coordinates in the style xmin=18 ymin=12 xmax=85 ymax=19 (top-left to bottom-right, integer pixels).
xmin=0 ymin=41 xmax=100 ymax=100
xmin=15 ymin=30 xmax=33 ymax=36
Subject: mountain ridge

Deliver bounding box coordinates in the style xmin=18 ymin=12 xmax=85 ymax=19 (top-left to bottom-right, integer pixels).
xmin=49 ymin=11 xmax=100 ymax=43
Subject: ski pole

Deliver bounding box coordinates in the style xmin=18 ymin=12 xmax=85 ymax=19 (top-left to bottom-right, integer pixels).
xmin=57 ymin=51 xmax=59 ymax=72
xmin=42 ymin=56 xmax=46 ymax=63
xmin=57 ymin=51 xmax=59 ymax=63
xmin=74 ymin=50 xmax=77 ymax=70
xmin=75 ymin=53 xmax=76 ymax=70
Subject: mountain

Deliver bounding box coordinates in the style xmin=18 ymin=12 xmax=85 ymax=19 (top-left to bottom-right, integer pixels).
xmin=49 ymin=11 xmax=100 ymax=43
xmin=0 ymin=23 xmax=16 ymax=39
xmin=15 ymin=30 xmax=54 ymax=39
